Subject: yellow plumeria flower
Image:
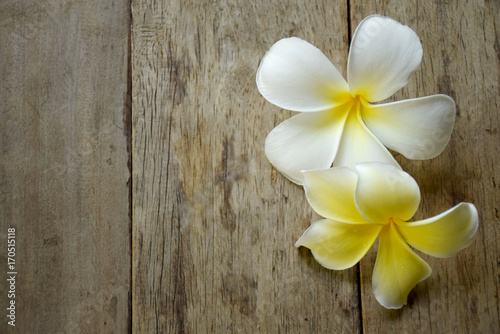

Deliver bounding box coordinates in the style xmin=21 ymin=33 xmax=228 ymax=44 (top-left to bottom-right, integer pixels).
xmin=295 ymin=163 xmax=478 ymax=309
xmin=257 ymin=15 xmax=456 ymax=185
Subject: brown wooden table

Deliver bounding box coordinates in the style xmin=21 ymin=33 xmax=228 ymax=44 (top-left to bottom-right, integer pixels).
xmin=1 ymin=0 xmax=499 ymax=332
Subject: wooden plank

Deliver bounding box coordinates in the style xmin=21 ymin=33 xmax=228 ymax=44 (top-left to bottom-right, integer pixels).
xmin=0 ymin=0 xmax=131 ymax=332
xmin=131 ymin=0 xmax=363 ymax=332
xmin=349 ymin=1 xmax=500 ymax=333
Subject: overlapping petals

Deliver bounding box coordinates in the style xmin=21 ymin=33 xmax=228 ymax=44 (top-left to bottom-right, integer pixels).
xmin=257 ymin=15 xmax=456 ymax=184
xmin=332 ymin=104 xmax=399 ymax=169
xmin=354 ymin=163 xmax=420 ymax=224
xmin=257 ymin=14 xmax=477 ymax=311
xmin=295 ymin=219 xmax=381 ymax=270
xmin=296 ymin=163 xmax=478 ymax=309
xmin=265 ymin=105 xmax=349 ymax=183
xmin=302 ymin=167 xmax=367 ymax=224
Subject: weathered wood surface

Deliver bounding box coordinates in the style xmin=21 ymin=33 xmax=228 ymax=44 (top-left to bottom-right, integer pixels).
xmin=132 ymin=0 xmax=499 ymax=334
xmin=0 ymin=0 xmax=131 ymax=333
xmin=2 ymin=0 xmax=499 ymax=332
xmin=132 ymin=0 xmax=500 ymax=333
xmin=131 ymin=0 xmax=363 ymax=333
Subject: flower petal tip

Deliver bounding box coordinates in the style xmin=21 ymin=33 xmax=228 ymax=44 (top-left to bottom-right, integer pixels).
xmin=294 ymin=237 xmax=304 ymax=248
xmin=362 ymin=94 xmax=457 ymax=160
xmin=264 ymin=110 xmax=349 ymax=184
xmin=256 ymin=37 xmax=349 ymax=112
xmin=374 ymin=265 xmax=432 ymax=310
xmin=398 ymin=202 xmax=479 ymax=258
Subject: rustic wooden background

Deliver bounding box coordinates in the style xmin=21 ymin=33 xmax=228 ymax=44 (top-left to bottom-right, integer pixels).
xmin=1 ymin=0 xmax=498 ymax=333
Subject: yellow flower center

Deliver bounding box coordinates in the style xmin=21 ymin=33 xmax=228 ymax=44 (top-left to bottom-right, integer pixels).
xmin=386 ymin=216 xmax=405 ymax=226
xmin=381 ymin=217 xmax=407 ymax=241
xmin=351 ymin=94 xmax=369 ymax=109
xmin=332 ymin=93 xmax=369 ymax=119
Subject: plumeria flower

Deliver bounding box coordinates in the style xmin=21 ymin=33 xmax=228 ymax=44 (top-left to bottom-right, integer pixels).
xmin=295 ymin=163 xmax=478 ymax=309
xmin=257 ymin=15 xmax=456 ymax=184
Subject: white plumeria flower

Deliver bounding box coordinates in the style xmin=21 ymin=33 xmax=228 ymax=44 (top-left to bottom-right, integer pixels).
xmin=296 ymin=163 xmax=478 ymax=309
xmin=257 ymin=15 xmax=456 ymax=184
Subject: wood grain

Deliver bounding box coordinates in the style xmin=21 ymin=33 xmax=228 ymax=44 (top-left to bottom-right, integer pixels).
xmin=132 ymin=0 xmax=500 ymax=332
xmin=350 ymin=1 xmax=500 ymax=333
xmin=0 ymin=0 xmax=131 ymax=332
xmin=131 ymin=0 xmax=362 ymax=332
xmin=2 ymin=0 xmax=499 ymax=332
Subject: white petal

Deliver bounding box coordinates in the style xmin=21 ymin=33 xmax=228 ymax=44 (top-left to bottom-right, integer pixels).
xmin=265 ymin=105 xmax=350 ymax=184
xmin=348 ymin=15 xmax=423 ymax=102
xmin=302 ymin=168 xmax=367 ymax=223
xmin=361 ymin=95 xmax=456 ymax=160
xmin=295 ymin=219 xmax=381 ymax=270
xmin=397 ymin=203 xmax=479 ymax=258
xmin=354 ymin=163 xmax=421 ymax=224
xmin=333 ymin=104 xmax=400 ymax=169
xmin=257 ymin=37 xmax=351 ymax=112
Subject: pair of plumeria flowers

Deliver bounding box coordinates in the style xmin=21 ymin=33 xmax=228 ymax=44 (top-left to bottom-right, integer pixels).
xmin=256 ymin=15 xmax=478 ymax=309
